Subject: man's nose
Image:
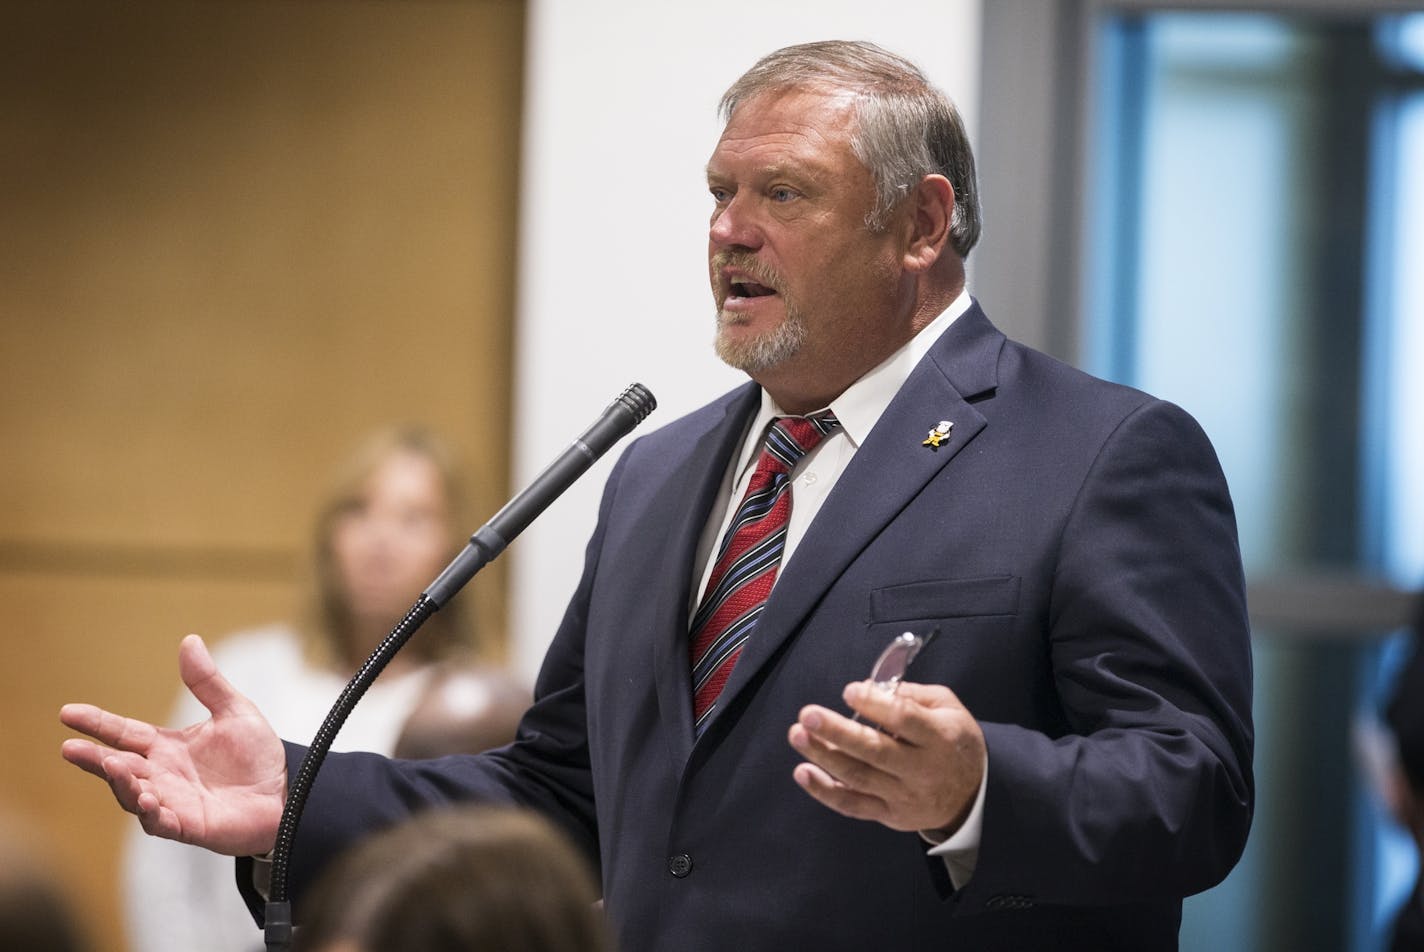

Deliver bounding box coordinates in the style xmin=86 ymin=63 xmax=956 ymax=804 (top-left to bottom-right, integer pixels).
xmin=709 ymin=194 xmax=763 ymax=250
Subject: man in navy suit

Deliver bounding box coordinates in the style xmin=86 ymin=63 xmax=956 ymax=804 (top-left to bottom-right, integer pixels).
xmin=62 ymin=41 xmax=1253 ymax=950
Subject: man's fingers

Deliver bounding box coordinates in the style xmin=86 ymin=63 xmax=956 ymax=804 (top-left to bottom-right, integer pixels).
xmin=788 ymin=717 xmax=898 ymax=793
xmin=112 ymin=765 xmax=184 ymax=841
xmin=60 ymin=740 xmax=168 ymax=824
xmin=135 ymin=800 xmax=185 ymax=841
xmin=100 ymin=752 xmax=161 ymax=813
xmin=177 ymin=634 xmax=242 ymax=718
xmin=890 ymin=680 xmax=963 ymax=707
xmin=59 ymin=703 xmax=158 ymax=754
xmin=791 ymin=762 xmax=889 ymax=823
xmin=59 ymin=738 xmax=113 ymax=779
xmin=843 ymin=681 xmax=960 ymax=746
xmin=795 ymin=705 xmax=902 ymax=769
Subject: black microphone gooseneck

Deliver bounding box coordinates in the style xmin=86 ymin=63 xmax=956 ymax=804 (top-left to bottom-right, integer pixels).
xmin=263 ymin=383 xmax=656 ymax=951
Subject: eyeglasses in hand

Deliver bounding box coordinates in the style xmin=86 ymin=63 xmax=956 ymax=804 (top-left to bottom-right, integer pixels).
xmin=852 ymin=628 xmax=937 ymax=722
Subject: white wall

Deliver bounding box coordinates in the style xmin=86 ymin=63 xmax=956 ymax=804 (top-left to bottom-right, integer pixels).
xmin=509 ymin=0 xmax=983 ymax=682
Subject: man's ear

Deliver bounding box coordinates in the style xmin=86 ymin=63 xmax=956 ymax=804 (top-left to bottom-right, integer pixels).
xmin=901 ymin=174 xmax=954 ymax=273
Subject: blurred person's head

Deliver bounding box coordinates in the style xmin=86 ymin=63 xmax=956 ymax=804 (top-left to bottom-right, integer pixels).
xmin=0 ymin=814 xmax=90 ymax=952
xmin=304 ymin=425 xmax=481 ymax=673
xmin=294 ymin=806 xmax=609 ymax=952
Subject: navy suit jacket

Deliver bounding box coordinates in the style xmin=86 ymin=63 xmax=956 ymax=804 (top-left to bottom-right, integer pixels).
xmin=264 ymin=304 xmax=1253 ymax=951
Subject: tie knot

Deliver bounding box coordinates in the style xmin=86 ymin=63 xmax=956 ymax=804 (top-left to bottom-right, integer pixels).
xmin=762 ymin=412 xmax=840 ymax=472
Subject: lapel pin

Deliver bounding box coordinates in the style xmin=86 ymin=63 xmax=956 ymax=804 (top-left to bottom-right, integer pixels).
xmin=921 ymin=420 xmax=954 ymax=449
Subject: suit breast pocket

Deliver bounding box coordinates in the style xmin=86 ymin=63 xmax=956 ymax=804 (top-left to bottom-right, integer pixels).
xmin=863 ymin=576 xmax=1021 ymax=676
xmin=867 ymin=575 xmax=1020 ymax=624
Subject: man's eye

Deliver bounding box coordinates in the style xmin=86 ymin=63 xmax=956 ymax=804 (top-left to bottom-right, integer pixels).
xmin=770 ymin=186 xmax=798 ymax=203
xmin=709 ymin=186 xmax=731 ymax=204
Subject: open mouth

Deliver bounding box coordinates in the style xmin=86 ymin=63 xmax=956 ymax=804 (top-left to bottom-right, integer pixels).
xmin=725 ymin=273 xmax=780 ymax=303
xmin=730 ymin=279 xmax=776 ymax=298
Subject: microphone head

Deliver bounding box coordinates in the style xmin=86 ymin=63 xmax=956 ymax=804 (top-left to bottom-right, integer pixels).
xmin=611 ymin=383 xmax=657 ymax=425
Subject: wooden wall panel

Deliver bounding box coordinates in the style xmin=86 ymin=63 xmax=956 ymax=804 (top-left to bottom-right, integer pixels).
xmin=0 ymin=2 xmax=525 ymax=950
xmin=0 ymin=572 xmax=298 ymax=951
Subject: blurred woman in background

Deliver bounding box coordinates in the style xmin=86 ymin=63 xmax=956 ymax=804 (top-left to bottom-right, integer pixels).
xmin=123 ymin=425 xmax=527 ymax=952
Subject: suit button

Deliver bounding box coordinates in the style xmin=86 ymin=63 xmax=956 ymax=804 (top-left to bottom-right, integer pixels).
xmin=987 ymin=894 xmax=1033 ymax=910
xmin=668 ymin=853 xmax=694 ymax=878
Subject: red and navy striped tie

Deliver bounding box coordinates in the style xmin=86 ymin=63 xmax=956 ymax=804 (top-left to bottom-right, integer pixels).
xmin=690 ymin=412 xmax=841 ymax=734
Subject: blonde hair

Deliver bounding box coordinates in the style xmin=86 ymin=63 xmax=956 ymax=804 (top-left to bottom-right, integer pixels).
xmin=300 ymin=425 xmax=479 ymax=669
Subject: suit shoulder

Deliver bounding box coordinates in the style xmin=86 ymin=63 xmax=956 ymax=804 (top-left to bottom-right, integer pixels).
xmin=943 ymin=302 xmax=1161 ymax=423
xmin=620 ymin=382 xmax=758 ymax=456
xmin=988 ymin=337 xmax=1219 ymax=461
xmin=1004 ymin=338 xmax=1152 ymax=410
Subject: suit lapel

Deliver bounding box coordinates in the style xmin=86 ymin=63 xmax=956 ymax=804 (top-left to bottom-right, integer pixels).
xmin=703 ymin=305 xmax=1005 ymax=735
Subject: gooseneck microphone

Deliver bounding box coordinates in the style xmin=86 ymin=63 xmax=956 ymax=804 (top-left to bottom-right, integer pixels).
xmin=425 ymin=382 xmax=658 ymax=606
xmin=264 ymin=383 xmax=656 ymax=951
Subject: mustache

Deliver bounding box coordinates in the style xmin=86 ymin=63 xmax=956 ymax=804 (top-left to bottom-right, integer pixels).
xmin=711 ymin=251 xmax=784 ymax=295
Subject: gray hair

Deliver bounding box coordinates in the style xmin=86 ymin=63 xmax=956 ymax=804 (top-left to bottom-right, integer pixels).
xmin=719 ymin=40 xmax=981 ymax=258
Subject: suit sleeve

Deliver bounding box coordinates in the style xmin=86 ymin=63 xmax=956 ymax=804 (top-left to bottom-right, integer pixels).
xmin=957 ymin=398 xmax=1254 ymax=909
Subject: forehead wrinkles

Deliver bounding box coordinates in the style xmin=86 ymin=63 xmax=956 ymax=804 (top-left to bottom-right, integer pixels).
xmin=708 ymin=88 xmax=859 ymax=175
xmin=707 ymin=131 xmax=837 ymax=183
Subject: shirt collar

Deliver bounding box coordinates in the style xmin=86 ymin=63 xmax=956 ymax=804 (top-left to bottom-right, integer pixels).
xmin=737 ymin=289 xmax=973 ymax=476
